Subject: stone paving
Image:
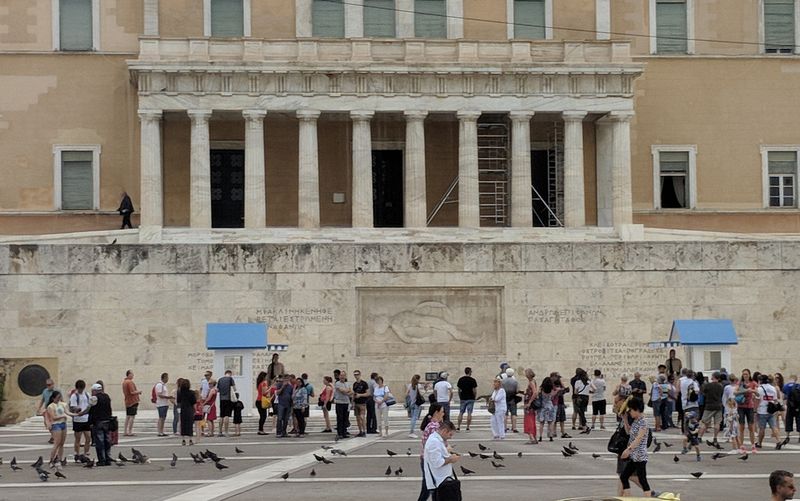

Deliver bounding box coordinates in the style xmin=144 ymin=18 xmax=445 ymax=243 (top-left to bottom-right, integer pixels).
xmin=0 ymin=409 xmax=797 ymax=500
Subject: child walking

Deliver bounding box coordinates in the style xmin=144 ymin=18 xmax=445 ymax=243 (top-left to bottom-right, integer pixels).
xmin=682 ymin=411 xmax=702 ymax=461
xmin=233 ymin=392 xmax=244 ymax=436
xmin=724 ymin=397 xmax=742 ymax=453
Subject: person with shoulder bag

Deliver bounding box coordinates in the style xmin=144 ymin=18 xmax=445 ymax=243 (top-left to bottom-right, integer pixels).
xmin=424 ymin=420 xmax=462 ymax=501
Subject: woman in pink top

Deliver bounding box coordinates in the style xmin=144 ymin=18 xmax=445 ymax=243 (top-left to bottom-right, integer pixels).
xmin=417 ymin=402 xmax=444 ymax=501
xmin=320 ymin=376 xmax=334 ymax=433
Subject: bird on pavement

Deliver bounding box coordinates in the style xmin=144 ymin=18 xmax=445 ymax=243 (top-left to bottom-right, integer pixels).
xmin=467 ymin=451 xmax=478 ymax=458
xmin=83 ymin=459 xmax=95 ymax=468
xmin=561 ymin=450 xmax=573 ymax=458
xmin=10 ymin=457 xmax=21 ymax=471
xmin=385 ymin=466 xmax=392 ymax=476
xmin=406 ymin=448 xmax=412 ymax=456
xmin=321 ymin=445 xmax=334 ymax=450
xmin=310 ymin=468 xmax=316 ymax=477
xmin=387 ymin=449 xmax=397 ymax=457
xmin=191 ymin=453 xmax=205 ymax=464
xmin=321 ymin=457 xmax=335 ymax=465
xmin=170 ymin=453 xmax=178 ymax=468
xmin=55 ymin=471 xmax=67 ymax=479
xmin=580 ymin=428 xmax=591 ymax=435
xmin=313 ymin=454 xmax=325 ymax=462
xmin=214 ymin=462 xmax=229 ymax=471
xmin=691 ymin=472 xmax=703 ymax=479
xmin=118 ymin=453 xmax=129 ymax=463
xmin=460 ymin=466 xmax=475 ymax=475
xmin=31 ymin=456 xmax=43 ymax=469
xmin=479 ymin=454 xmax=491 ymax=460
xmin=517 ymin=452 xmax=523 ymax=458
xmin=705 ymin=440 xmax=715 ymax=448
xmin=663 ymin=442 xmax=674 ymax=448
xmin=235 ymin=447 xmax=244 ymax=454
xmin=653 ymin=443 xmax=662 ymax=453
xmin=0 ymin=457 xmax=3 ymax=465
xmin=281 ymin=472 xmax=289 ymax=480
xmin=562 ymin=446 xmax=576 ymax=456
xmin=738 ymin=453 xmax=749 ymax=461
xmin=394 ymin=467 xmax=403 ymax=476
xmin=38 ymin=470 xmax=49 ymax=482
xmin=205 ymin=450 xmax=221 ymax=462
xmin=492 ymin=451 xmax=504 ymax=460
xmin=592 ymin=453 xmax=601 ymax=459
xmin=478 ymin=444 xmax=488 ymax=451
xmin=568 ymin=442 xmax=579 ymax=451
xmin=491 ymin=460 xmax=505 ymax=468
xmin=711 ymin=453 xmax=725 ymax=460
xmin=673 ymin=455 xmax=680 ymax=463
xmin=331 ymin=449 xmax=347 ymax=456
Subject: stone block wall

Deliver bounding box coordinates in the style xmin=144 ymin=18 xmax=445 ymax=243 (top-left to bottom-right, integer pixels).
xmin=1 ymin=241 xmax=798 ymax=411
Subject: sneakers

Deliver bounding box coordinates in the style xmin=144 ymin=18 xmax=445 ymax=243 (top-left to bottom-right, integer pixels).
xmin=408 ymin=433 xmax=418 ymax=438
xmin=561 ymin=433 xmax=572 ymax=439
xmin=696 ymin=455 xmax=702 ymax=462
xmin=750 ymin=445 xmax=757 ymax=453
xmin=681 ymin=448 xmax=689 ymax=455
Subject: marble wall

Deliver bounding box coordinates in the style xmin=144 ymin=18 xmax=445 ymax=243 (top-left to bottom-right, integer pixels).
xmin=1 ymin=240 xmax=799 ymax=411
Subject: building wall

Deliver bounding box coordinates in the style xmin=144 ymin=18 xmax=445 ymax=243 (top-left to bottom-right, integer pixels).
xmin=2 ymin=240 xmax=798 ymax=412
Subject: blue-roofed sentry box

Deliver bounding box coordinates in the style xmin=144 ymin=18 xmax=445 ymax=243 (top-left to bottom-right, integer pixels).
xmin=206 ymin=323 xmax=267 ymax=350
xmin=667 ymin=319 xmax=738 ymax=373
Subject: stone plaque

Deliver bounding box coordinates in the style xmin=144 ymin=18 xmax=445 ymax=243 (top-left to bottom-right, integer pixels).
xmin=357 ymin=287 xmax=504 ymax=356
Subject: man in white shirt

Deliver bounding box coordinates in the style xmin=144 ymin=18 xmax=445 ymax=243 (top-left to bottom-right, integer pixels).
xmin=424 ymin=421 xmax=461 ymax=495
xmin=68 ymin=379 xmax=91 ymax=462
xmin=679 ymin=369 xmax=699 ymax=433
xmin=434 ymin=372 xmax=454 ymax=421
xmin=756 ymin=374 xmax=782 ymax=448
xmin=200 ymin=370 xmax=212 ymax=400
xmin=155 ymin=373 xmax=174 ymax=437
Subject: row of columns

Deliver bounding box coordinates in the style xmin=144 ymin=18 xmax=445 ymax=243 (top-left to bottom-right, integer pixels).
xmin=137 ymin=109 xmax=632 ymax=231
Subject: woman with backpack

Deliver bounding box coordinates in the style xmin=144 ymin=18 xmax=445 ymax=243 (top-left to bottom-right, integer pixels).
xmin=407 ymin=374 xmax=425 ymax=438
xmin=522 ymin=369 xmax=538 ymax=444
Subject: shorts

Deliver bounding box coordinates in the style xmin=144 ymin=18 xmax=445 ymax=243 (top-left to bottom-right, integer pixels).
xmin=459 ymin=400 xmax=475 ymax=415
xmin=72 ymin=421 xmax=91 ymax=433
xmin=701 ymin=409 xmax=722 ymax=427
xmin=126 ymin=404 xmax=138 ymax=416
xmin=506 ymin=401 xmax=517 ymax=416
xmin=157 ymin=406 xmax=169 ymax=419
xmin=556 ymin=404 xmax=567 ymax=422
xmin=354 ymin=403 xmax=367 ymax=415
xmin=758 ymin=413 xmax=777 ymax=430
xmin=592 ymin=400 xmax=607 ymax=416
xmin=51 ymin=422 xmax=67 ymax=431
xmin=220 ymin=400 xmax=234 ymax=418
xmin=737 ymin=407 xmax=754 ymax=426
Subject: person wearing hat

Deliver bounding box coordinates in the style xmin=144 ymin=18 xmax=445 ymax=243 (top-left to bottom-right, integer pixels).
xmin=434 ymin=372 xmax=453 ymax=421
xmin=88 ymin=383 xmax=114 ymax=466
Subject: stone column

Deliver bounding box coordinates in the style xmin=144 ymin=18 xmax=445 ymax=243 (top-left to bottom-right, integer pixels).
xmin=351 ymin=111 xmax=374 ymax=228
xmin=297 ymin=110 xmax=321 ymax=229
xmin=243 ymin=109 xmax=267 ymax=228
xmin=404 ymin=111 xmax=428 ymax=228
xmin=144 ymin=0 xmax=159 ymax=36
xmin=457 ymin=111 xmax=481 ymax=228
xmin=610 ymin=111 xmax=634 ymax=227
xmin=563 ymin=111 xmax=588 ymax=227
xmin=138 ymin=109 xmax=163 ymax=229
xmin=509 ymin=111 xmax=534 ymax=227
xmin=188 ymin=109 xmax=212 ymax=229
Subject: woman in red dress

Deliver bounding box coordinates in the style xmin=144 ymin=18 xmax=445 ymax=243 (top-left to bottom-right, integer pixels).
xmin=523 ymin=368 xmax=538 ymax=444
xmin=203 ymin=379 xmax=218 ymax=437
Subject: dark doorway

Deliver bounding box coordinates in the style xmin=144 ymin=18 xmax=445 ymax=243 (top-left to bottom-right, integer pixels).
xmin=531 ymin=149 xmax=550 ymax=227
xmin=210 ymin=149 xmax=245 ymax=228
xmin=372 ymin=150 xmax=404 ymax=227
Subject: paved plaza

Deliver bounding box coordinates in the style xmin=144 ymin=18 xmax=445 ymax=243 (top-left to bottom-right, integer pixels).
xmin=0 ymin=408 xmax=795 ymax=501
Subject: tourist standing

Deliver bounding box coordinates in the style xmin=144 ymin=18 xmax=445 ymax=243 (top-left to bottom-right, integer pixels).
xmin=434 ymin=372 xmax=453 ymax=421
xmin=574 ymin=369 xmax=591 ymax=430
xmin=320 ymin=376 xmax=334 ymax=433
xmin=502 ymin=368 xmax=520 ymax=433
xmin=200 ymin=371 xmax=212 ymax=401
xmin=122 ymin=370 xmax=142 ymax=437
xmin=37 ymin=378 xmax=59 ymax=444
xmin=203 ymin=379 xmax=218 ymax=437
xmin=407 ymin=374 xmax=424 ymax=438
xmin=590 ymin=369 xmax=607 ymax=430
xmin=88 ymin=383 xmax=113 ymax=465
xmin=756 ymin=374 xmax=782 ymax=448
xmin=490 ymin=378 xmax=507 ymax=440
xmin=665 ymin=349 xmax=682 ymax=377
xmin=352 ymin=370 xmax=369 ymax=437
xmin=783 ymin=374 xmax=800 ymax=443
xmin=46 ymin=391 xmax=81 ymax=468
xmin=417 ymin=403 xmax=444 ymax=501
xmin=68 ymin=380 xmax=91 ymax=462
xmin=522 ymin=369 xmax=538 ymax=444
xmin=570 ymin=369 xmax=582 ymax=430
xmin=266 ymin=353 xmax=285 ymax=383
xmin=630 ymin=372 xmax=647 ymax=402
xmin=619 ymin=398 xmax=653 ymax=497
xmin=275 ymin=376 xmax=293 ymax=438
xmin=456 ymin=367 xmax=477 ymax=432
xmin=177 ymin=379 xmax=196 ymax=446
xmin=171 ymin=378 xmax=182 ymax=435
xmin=373 ymin=376 xmax=392 ymax=437
xmin=233 ymin=392 xmax=244 ymax=436
xmin=292 ymin=377 xmax=308 ymax=437
xmin=538 ymin=376 xmax=557 ymax=442
xmin=423 ymin=421 xmax=461 ymax=499
xmin=680 ymin=369 xmax=701 ymax=435
xmin=367 ymin=372 xmax=379 ymax=434
xmin=552 ymin=372 xmax=570 ymax=438
xmin=256 ymin=371 xmax=270 ymax=435
xmin=736 ymin=368 xmax=758 ymax=452
xmin=333 ymin=370 xmax=352 ymax=439
xmin=155 ymin=373 xmax=173 ymax=437
xmin=699 ymin=372 xmax=724 ymax=446
xmin=216 ymin=370 xmax=236 ymax=437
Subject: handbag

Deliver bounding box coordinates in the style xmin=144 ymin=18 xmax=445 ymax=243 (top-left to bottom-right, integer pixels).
xmin=230 ymin=390 xmax=239 ymax=404
xmin=487 ymin=399 xmax=496 ymax=414
xmin=427 ymin=463 xmax=462 ymax=501
xmin=415 ymin=390 xmax=425 ymax=407
xmin=530 ymin=393 xmax=543 ymax=411
xmin=262 ymin=395 xmax=272 ymax=408
xmin=607 ymin=424 xmax=629 ymax=455
xmin=385 ymin=392 xmax=397 ymax=407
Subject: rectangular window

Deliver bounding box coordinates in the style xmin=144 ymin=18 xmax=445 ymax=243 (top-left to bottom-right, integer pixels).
xmin=312 ymin=0 xmax=345 ymax=37
xmin=59 ymin=0 xmax=93 ymax=51
xmin=768 ymin=151 xmax=797 ymax=207
xmin=764 ymin=0 xmax=795 ymax=53
xmin=514 ymin=0 xmax=546 ymax=39
xmin=210 ymin=0 xmax=244 ymax=37
xmin=659 ymin=151 xmax=690 ymax=208
xmin=415 ymin=0 xmax=446 ymax=38
xmin=364 ymin=0 xmax=396 ymax=37
xmin=655 ymin=0 xmax=688 ymax=53
xmin=61 ymin=151 xmax=94 ymax=210
xmin=703 ymin=351 xmax=722 ymax=372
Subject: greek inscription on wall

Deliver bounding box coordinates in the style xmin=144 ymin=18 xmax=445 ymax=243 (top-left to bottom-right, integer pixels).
xmin=527 ymin=307 xmax=604 ymax=324
xmin=579 ymin=342 xmax=666 ymax=380
xmin=252 ymin=308 xmax=334 ymax=330
xmin=186 ymin=351 xmax=214 ymax=372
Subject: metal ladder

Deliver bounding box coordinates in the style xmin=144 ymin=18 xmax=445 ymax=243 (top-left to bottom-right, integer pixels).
xmin=478 ymin=115 xmax=510 ymax=226
xmin=546 ymin=121 xmax=564 ymax=227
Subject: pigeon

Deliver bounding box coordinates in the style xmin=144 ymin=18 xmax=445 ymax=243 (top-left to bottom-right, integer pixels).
xmin=281 ymin=472 xmax=289 ymax=480
xmin=738 ymin=453 xmax=749 ymax=461
xmin=83 ymin=458 xmax=95 ymax=468
xmin=673 ymin=455 xmax=680 ymax=463
xmin=38 ymin=470 xmax=49 ymax=482
xmin=321 ymin=457 xmax=335 ymax=465
xmin=170 ymin=453 xmax=178 ymax=468
xmin=310 ymin=468 xmax=316 ymax=477
xmin=394 ymin=467 xmax=403 ymax=476
xmin=385 ymin=466 xmax=392 ymax=476
xmin=313 ymin=454 xmax=325 ymax=462
xmin=568 ymin=442 xmax=579 ymax=451
xmin=592 ymin=453 xmax=601 ymax=459
xmin=0 ymin=457 xmax=3 ymax=465
xmin=331 ymin=449 xmax=347 ymax=456
xmin=653 ymin=443 xmax=662 ymax=453
xmin=214 ymin=462 xmax=229 ymax=470
xmin=131 ymin=448 xmax=143 ymax=459
xmin=76 ymin=454 xmax=90 ymax=464
xmin=478 ymin=443 xmax=488 ymax=451
xmin=36 ymin=467 xmax=49 ymax=478
xmin=191 ymin=453 xmax=205 ymax=464
xmin=467 ymin=451 xmax=478 ymax=458
xmin=517 ymin=452 xmax=523 ymax=458
xmin=406 ymin=448 xmax=412 ymax=456
xmin=491 ymin=460 xmax=505 ymax=468
xmin=321 ymin=445 xmax=334 ymax=450
xmin=387 ymin=449 xmax=398 ymax=457
xmin=460 ymin=466 xmax=475 ymax=475
xmin=118 ymin=453 xmax=129 ymax=463
xmin=109 ymin=238 xmax=117 ymax=245
xmin=31 ymin=456 xmax=43 ymax=468
xmin=235 ymin=447 xmax=244 ymax=454
xmin=562 ymin=449 xmax=574 ymax=458
xmin=705 ymin=440 xmax=715 ymax=448
xmin=205 ymin=450 xmax=221 ymax=462
xmin=55 ymin=471 xmax=67 ymax=479
xmin=663 ymin=442 xmax=674 ymax=448
xmin=691 ymin=472 xmax=703 ymax=479
xmin=199 ymin=451 xmax=208 ymax=460
xmin=493 ymin=451 xmax=504 ymax=460
xmin=711 ymin=453 xmax=724 ymax=460
xmin=479 ymin=454 xmax=491 ymax=460
xmin=10 ymin=457 xmax=21 ymax=471
xmin=562 ymin=446 xmax=576 ymax=456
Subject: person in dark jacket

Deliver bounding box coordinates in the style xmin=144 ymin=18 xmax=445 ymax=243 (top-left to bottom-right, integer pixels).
xmin=117 ymin=192 xmax=134 ymax=229
xmin=88 ymin=383 xmax=113 ymax=466
xmin=177 ymin=379 xmax=197 ymax=446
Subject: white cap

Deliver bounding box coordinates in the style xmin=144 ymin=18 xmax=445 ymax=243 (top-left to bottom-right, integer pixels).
xmin=439 ymin=372 xmax=448 ymax=379
xmin=91 ymin=383 xmax=103 ymax=391
xmin=505 ymin=368 xmax=515 ymax=376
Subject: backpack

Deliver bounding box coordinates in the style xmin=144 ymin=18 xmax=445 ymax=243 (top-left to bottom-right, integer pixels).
xmin=788 ymin=385 xmax=800 ymax=410
xmin=151 ymin=384 xmax=158 ymax=404
xmin=688 ymin=384 xmax=698 ymax=403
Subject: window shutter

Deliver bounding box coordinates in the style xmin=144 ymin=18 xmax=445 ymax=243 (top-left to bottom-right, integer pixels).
xmin=768 ymin=151 xmax=797 ymax=175
xmin=415 ymin=0 xmax=446 ymax=38
xmin=210 ymin=0 xmax=244 ymax=37
xmin=364 ymin=0 xmax=396 ymax=37
xmin=312 ymin=0 xmax=345 ymax=37
xmin=765 ymin=0 xmax=795 ymax=52
xmin=660 ymin=151 xmax=689 ymax=173
xmin=655 ymin=0 xmax=688 ymax=54
xmin=514 ymin=0 xmax=546 ymax=39
xmin=61 ymin=151 xmax=94 ymax=210
xmin=60 ymin=0 xmax=93 ymax=51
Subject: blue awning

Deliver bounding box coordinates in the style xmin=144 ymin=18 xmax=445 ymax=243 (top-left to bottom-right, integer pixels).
xmin=206 ymin=323 xmax=268 ymax=350
xmin=668 ymin=319 xmax=738 ymax=346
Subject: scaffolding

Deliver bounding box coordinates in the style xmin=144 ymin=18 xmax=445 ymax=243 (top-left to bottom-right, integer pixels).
xmin=477 ymin=115 xmax=510 ymax=226
xmin=547 ymin=121 xmax=564 ymax=227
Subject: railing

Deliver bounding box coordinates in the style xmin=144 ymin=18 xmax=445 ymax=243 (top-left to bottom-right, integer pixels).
xmin=137 ymin=37 xmax=633 ymax=65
